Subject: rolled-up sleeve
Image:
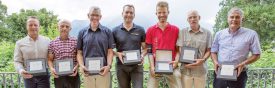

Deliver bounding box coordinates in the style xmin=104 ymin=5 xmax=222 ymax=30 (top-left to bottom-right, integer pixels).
xmin=250 ymin=31 xmax=261 ymax=54
xmin=211 ymin=32 xmax=220 ymax=53
xmin=176 ymin=29 xmax=183 ymax=47
xmin=13 ymin=41 xmax=24 ymax=73
xmin=207 ymin=31 xmax=213 ymax=48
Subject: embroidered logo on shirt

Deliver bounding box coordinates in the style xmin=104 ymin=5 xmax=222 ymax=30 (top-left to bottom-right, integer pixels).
xmin=131 ymin=33 xmax=139 ymax=35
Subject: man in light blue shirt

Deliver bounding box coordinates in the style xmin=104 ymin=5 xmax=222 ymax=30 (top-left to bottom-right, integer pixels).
xmin=211 ymin=7 xmax=261 ymax=88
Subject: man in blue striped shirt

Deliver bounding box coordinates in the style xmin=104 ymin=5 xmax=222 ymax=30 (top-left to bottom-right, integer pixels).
xmin=211 ymin=7 xmax=261 ymax=88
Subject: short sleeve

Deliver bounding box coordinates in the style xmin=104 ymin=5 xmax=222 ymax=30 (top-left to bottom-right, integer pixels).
xmin=107 ymin=29 xmax=115 ymax=49
xmin=211 ymin=31 xmax=220 ymax=53
xmin=249 ymin=31 xmax=261 ymax=54
xmin=77 ymin=29 xmax=84 ymax=50
xmin=207 ymin=31 xmax=213 ymax=48
xmin=145 ymin=28 xmax=152 ymax=44
xmin=48 ymin=41 xmax=54 ymax=54
xmin=176 ymin=29 xmax=183 ymax=47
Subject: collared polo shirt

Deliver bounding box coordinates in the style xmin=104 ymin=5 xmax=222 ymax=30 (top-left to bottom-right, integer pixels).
xmin=145 ymin=23 xmax=179 ymax=61
xmin=112 ymin=23 xmax=145 ymax=65
xmin=48 ymin=37 xmax=78 ymax=65
xmin=177 ymin=27 xmax=213 ymax=76
xmin=77 ymin=24 xmax=115 ymax=66
xmin=211 ymin=27 xmax=261 ymax=65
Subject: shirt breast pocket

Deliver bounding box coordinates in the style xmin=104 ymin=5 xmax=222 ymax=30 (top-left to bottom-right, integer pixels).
xmin=196 ymin=40 xmax=207 ymax=48
xmin=183 ymin=41 xmax=191 ymax=47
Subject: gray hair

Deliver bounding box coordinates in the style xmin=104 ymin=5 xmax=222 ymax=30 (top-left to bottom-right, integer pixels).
xmin=88 ymin=6 xmax=101 ymax=15
xmin=58 ymin=19 xmax=71 ymax=26
xmin=227 ymin=7 xmax=244 ymax=18
xmin=187 ymin=10 xmax=200 ymax=17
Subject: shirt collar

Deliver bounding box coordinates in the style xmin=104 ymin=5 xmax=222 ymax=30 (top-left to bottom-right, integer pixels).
xmin=187 ymin=26 xmax=204 ymax=33
xmin=119 ymin=23 xmax=137 ymax=30
xmin=154 ymin=22 xmax=171 ymax=29
xmin=88 ymin=24 xmax=103 ymax=32
xmin=57 ymin=36 xmax=71 ymax=41
xmin=227 ymin=27 xmax=243 ymax=35
xmin=27 ymin=35 xmax=40 ymax=41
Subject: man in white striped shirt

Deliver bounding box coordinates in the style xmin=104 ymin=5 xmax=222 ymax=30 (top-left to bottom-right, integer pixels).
xmin=211 ymin=7 xmax=261 ymax=88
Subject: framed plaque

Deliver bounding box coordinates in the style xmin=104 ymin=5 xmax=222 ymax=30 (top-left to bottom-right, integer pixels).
xmin=54 ymin=59 xmax=74 ymax=76
xmin=25 ymin=58 xmax=47 ymax=76
xmin=155 ymin=49 xmax=173 ymax=74
xmin=155 ymin=49 xmax=172 ymax=61
xmin=217 ymin=64 xmax=237 ymax=81
xmin=85 ymin=57 xmax=103 ymax=75
xmin=123 ymin=50 xmax=141 ymax=65
xmin=155 ymin=61 xmax=173 ymax=75
xmin=179 ymin=47 xmax=198 ymax=64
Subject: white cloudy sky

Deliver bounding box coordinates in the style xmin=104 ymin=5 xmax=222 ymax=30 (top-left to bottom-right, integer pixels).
xmin=2 ymin=0 xmax=222 ymax=30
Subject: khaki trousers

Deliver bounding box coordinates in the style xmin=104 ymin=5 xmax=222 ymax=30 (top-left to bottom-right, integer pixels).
xmin=147 ymin=68 xmax=182 ymax=88
xmin=83 ymin=72 xmax=111 ymax=88
xmin=181 ymin=74 xmax=206 ymax=88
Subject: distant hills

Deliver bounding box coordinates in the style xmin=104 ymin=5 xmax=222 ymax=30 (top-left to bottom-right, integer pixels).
xmin=70 ymin=15 xmax=213 ymax=37
xmin=69 ymin=20 xmax=89 ymax=37
xmin=70 ymin=15 xmax=155 ymax=37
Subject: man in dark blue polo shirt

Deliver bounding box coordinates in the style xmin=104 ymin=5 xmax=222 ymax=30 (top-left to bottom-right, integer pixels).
xmin=76 ymin=6 xmax=115 ymax=88
xmin=112 ymin=4 xmax=147 ymax=88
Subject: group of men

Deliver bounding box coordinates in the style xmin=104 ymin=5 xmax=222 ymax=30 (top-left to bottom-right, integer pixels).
xmin=14 ymin=1 xmax=261 ymax=88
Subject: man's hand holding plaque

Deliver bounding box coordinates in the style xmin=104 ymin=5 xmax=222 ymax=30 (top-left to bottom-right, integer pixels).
xmin=217 ymin=64 xmax=237 ymax=81
xmin=25 ymin=59 xmax=47 ymax=76
xmin=180 ymin=47 xmax=198 ymax=64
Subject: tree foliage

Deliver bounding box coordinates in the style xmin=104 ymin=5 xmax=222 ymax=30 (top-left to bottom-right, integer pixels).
xmin=214 ymin=0 xmax=275 ymax=50
xmin=0 ymin=41 xmax=15 ymax=72
xmin=0 ymin=7 xmax=59 ymax=72
xmin=0 ymin=1 xmax=11 ymax=42
xmin=5 ymin=8 xmax=59 ymax=42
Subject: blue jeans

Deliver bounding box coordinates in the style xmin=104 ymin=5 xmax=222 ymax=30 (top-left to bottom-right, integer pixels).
xmin=23 ymin=75 xmax=50 ymax=88
xmin=213 ymin=71 xmax=247 ymax=88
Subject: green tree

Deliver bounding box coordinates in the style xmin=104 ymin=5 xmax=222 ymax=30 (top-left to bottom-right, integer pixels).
xmin=214 ymin=0 xmax=275 ymax=50
xmin=0 ymin=41 xmax=15 ymax=72
xmin=5 ymin=8 xmax=59 ymax=41
xmin=0 ymin=8 xmax=60 ymax=72
xmin=0 ymin=1 xmax=11 ymax=42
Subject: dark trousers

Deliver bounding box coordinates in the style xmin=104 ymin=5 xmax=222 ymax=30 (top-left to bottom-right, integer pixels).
xmin=116 ymin=64 xmax=143 ymax=88
xmin=213 ymin=71 xmax=247 ymax=88
xmin=54 ymin=74 xmax=80 ymax=88
xmin=23 ymin=75 xmax=50 ymax=88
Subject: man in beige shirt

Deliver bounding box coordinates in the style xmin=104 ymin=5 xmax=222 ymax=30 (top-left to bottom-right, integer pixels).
xmin=176 ymin=10 xmax=213 ymax=88
xmin=14 ymin=16 xmax=50 ymax=88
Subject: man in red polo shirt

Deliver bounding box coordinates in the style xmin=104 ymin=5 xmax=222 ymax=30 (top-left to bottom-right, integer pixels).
xmin=146 ymin=1 xmax=181 ymax=88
